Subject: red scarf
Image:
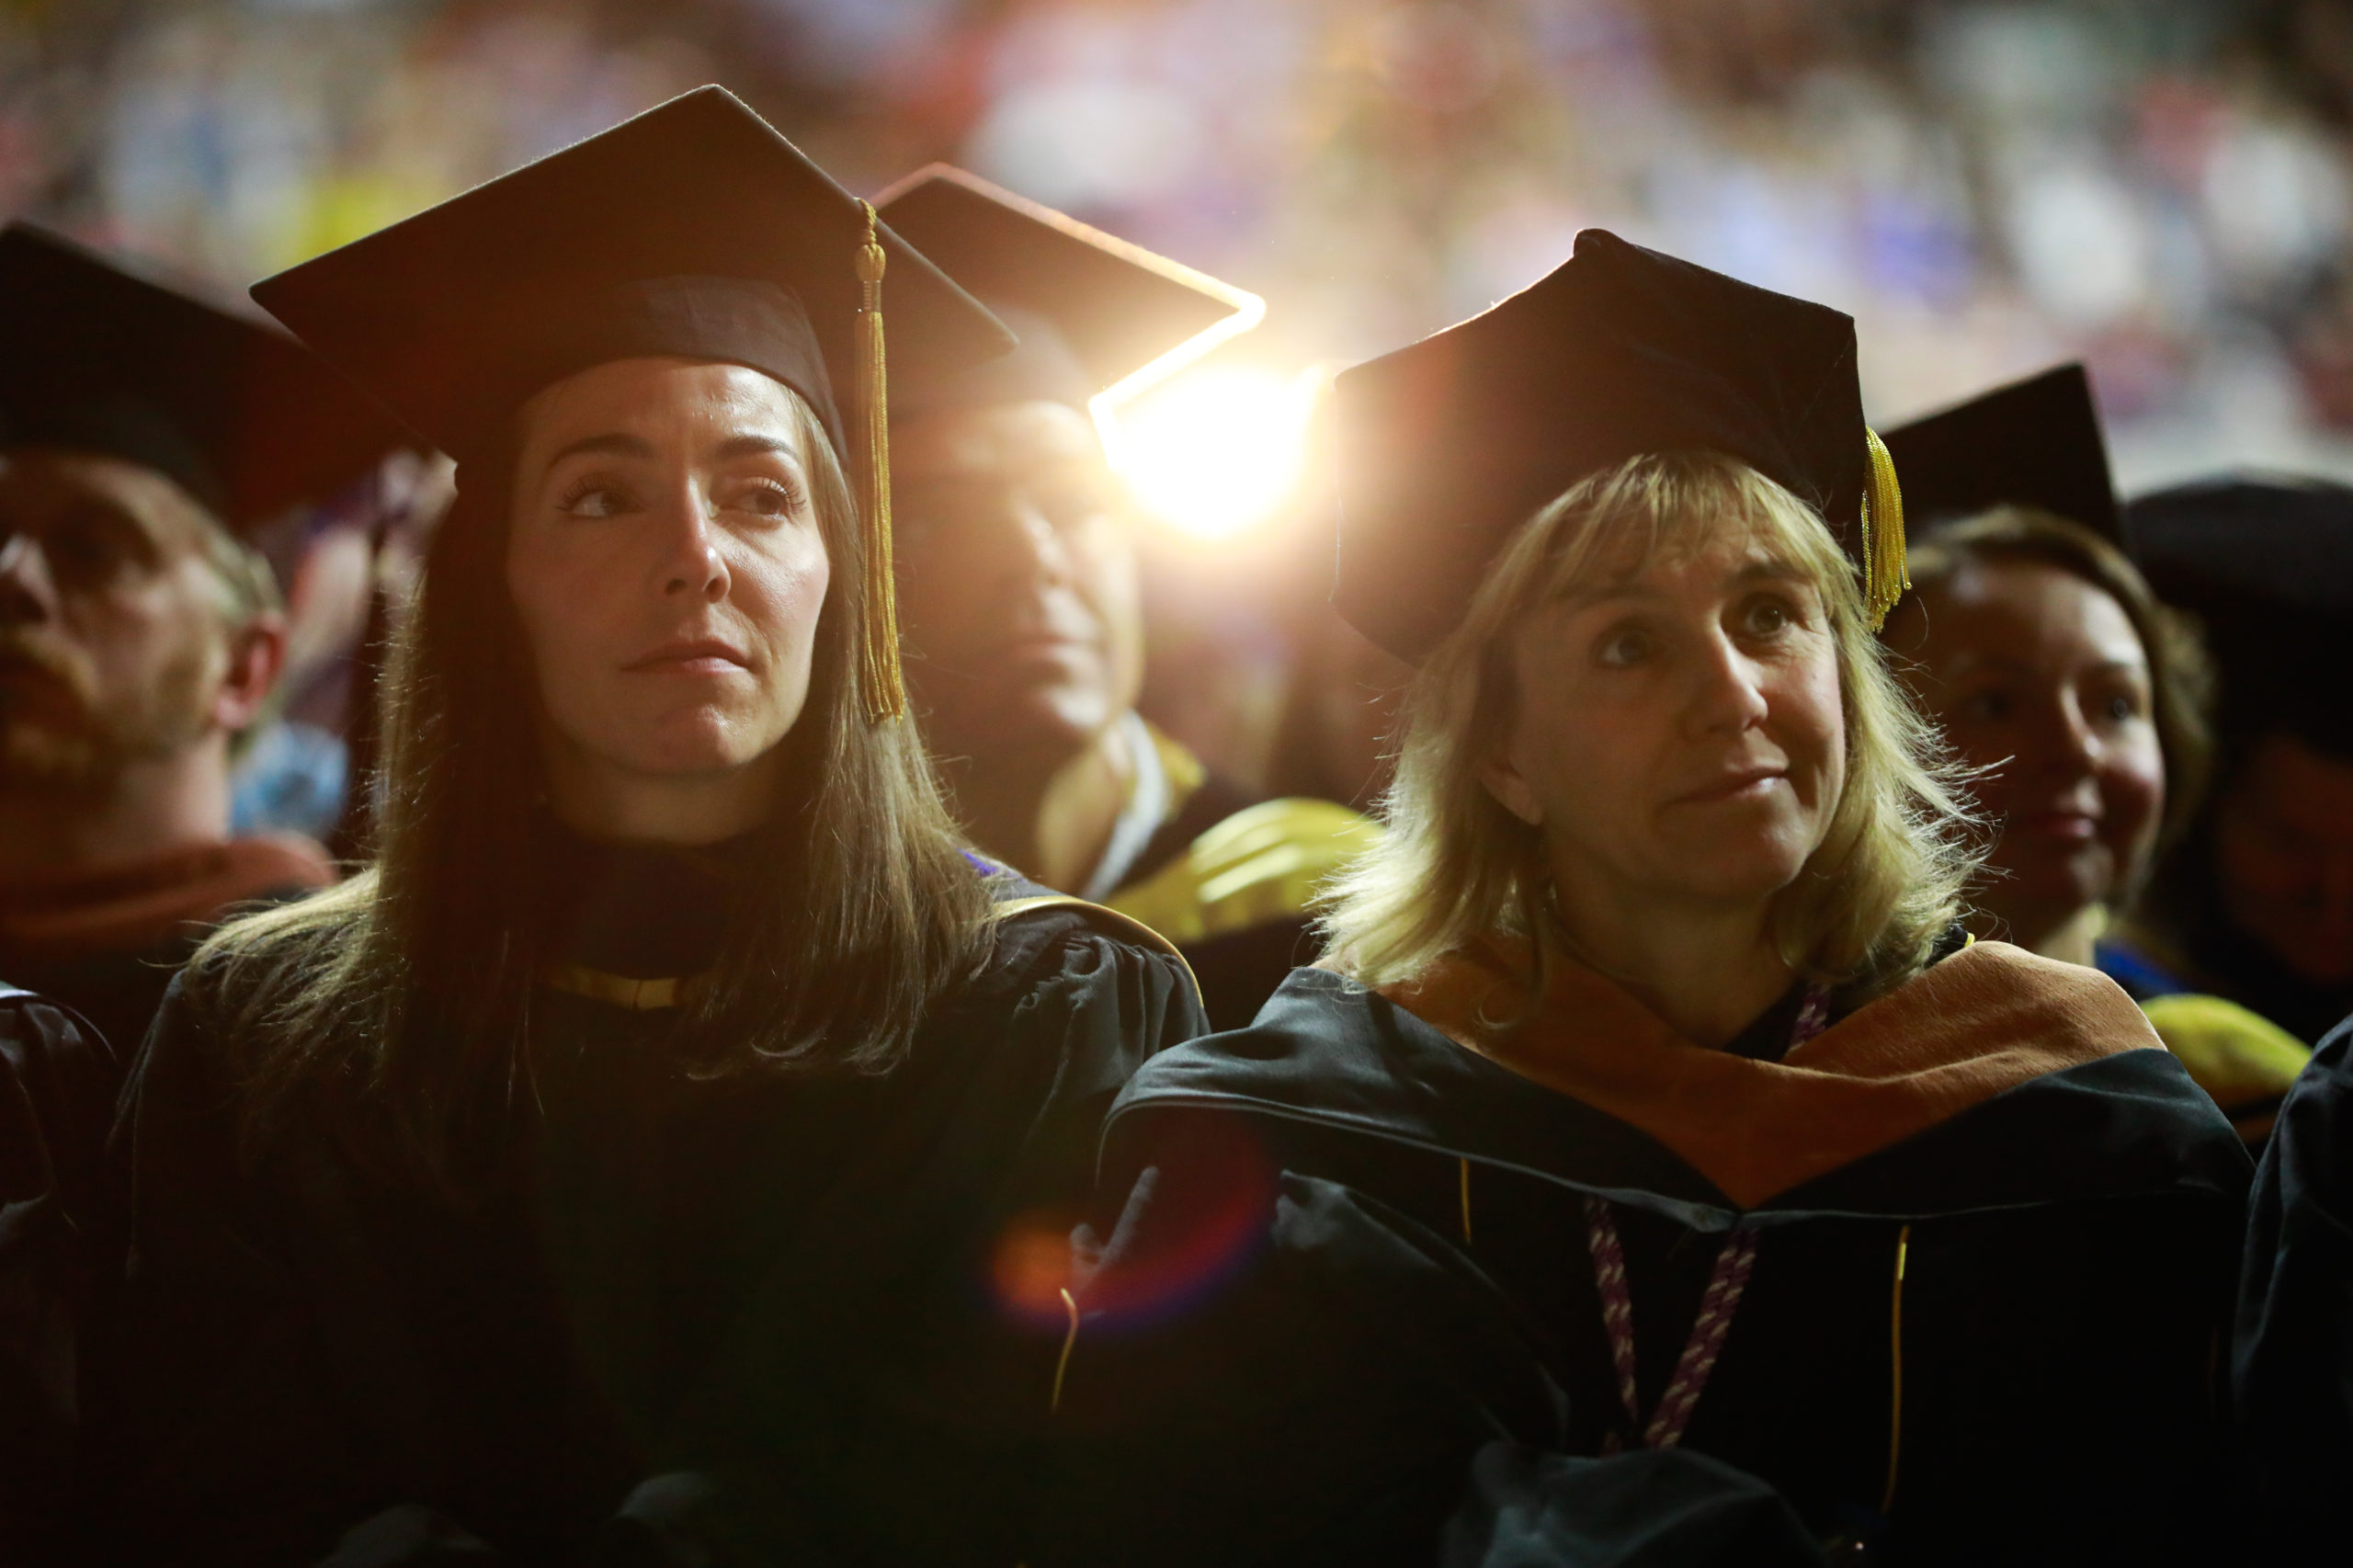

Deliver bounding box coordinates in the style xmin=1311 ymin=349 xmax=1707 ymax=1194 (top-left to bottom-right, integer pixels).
xmin=0 ymin=835 xmax=335 ymax=964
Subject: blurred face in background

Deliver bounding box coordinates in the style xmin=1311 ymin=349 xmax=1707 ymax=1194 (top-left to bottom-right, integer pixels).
xmin=892 ymin=400 xmax=1145 ymax=769
xmin=506 ymin=358 xmax=833 ymax=836
xmin=0 ymin=448 xmax=277 ymax=790
xmin=1482 ymin=523 xmax=1847 ymax=931
xmin=2212 ymin=733 xmax=2353 ymax=987
xmin=1893 ymin=558 xmax=2164 ymax=944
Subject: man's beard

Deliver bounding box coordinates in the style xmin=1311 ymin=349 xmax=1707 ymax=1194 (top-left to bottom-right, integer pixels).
xmin=0 ymin=632 xmax=214 ymax=790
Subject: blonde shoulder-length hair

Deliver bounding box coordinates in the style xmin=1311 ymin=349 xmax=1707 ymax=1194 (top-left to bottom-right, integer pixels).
xmin=1321 ymin=450 xmax=1981 ymax=1005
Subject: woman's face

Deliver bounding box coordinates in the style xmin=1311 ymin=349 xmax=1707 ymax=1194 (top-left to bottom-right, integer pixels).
xmin=1894 ymin=557 xmax=2163 ymax=932
xmin=506 ymin=358 xmax=831 ymax=828
xmin=1482 ymin=526 xmax=1847 ymax=928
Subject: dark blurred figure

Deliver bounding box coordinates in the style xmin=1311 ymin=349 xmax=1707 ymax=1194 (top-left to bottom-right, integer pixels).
xmin=0 ymin=983 xmax=117 ymax=1562
xmin=881 ymin=167 xmax=1378 ymax=1028
xmin=2125 ymin=476 xmax=2353 ymax=1044
xmin=1881 ymin=367 xmax=2311 ymax=1140
xmin=1266 ymin=608 xmax=1414 ymax=813
xmin=2234 ymin=1009 xmax=2353 ymax=1567
xmin=0 ymin=225 xmax=402 ymax=1053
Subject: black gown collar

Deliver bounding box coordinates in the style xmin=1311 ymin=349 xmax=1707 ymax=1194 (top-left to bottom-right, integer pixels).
xmin=537 ymin=820 xmax=755 ymax=981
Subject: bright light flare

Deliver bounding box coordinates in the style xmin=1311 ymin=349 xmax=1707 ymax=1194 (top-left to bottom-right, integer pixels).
xmin=1097 ymin=362 xmax=1324 ymax=542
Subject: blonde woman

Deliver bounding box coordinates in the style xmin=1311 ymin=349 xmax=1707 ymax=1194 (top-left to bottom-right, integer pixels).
xmin=1040 ymin=235 xmax=2247 ymax=1568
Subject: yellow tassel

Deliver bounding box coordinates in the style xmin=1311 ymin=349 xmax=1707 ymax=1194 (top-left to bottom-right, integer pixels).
xmin=856 ymin=199 xmax=907 ymax=724
xmin=1859 ymin=426 xmax=1908 ymax=631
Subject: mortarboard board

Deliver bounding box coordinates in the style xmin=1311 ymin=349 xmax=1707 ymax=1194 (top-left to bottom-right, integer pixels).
xmin=250 ymin=85 xmax=1014 ymax=722
xmin=1881 ymin=363 xmax=2120 ymax=541
xmin=872 ymin=164 xmax=1261 ymax=419
xmin=2127 ymin=474 xmax=2353 ymax=748
xmin=2128 ymin=474 xmax=2353 ymax=619
xmin=0 ymin=222 xmax=408 ymax=538
xmin=1331 ymin=229 xmax=1904 ymax=665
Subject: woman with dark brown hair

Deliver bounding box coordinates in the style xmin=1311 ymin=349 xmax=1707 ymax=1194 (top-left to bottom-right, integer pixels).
xmin=1881 ymin=365 xmax=2309 ymax=1142
xmin=78 ymin=89 xmax=1204 ymax=1566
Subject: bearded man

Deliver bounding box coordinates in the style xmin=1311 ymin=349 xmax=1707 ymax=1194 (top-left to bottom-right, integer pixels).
xmin=0 ymin=224 xmax=403 ymax=1054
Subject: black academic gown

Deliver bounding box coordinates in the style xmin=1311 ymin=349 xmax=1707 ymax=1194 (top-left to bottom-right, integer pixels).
xmin=1040 ymin=963 xmax=2251 ymax=1568
xmin=0 ymin=985 xmax=117 ymax=1562
xmin=81 ymin=854 xmax=1205 ymax=1567
xmin=2234 ymin=1010 xmax=2353 ymax=1563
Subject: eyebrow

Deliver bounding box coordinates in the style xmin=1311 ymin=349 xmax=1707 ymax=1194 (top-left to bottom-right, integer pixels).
xmin=543 ymin=431 xmax=803 ymax=473
xmin=1947 ymin=652 xmax=2151 ymax=679
xmin=711 ymin=434 xmax=800 ymax=464
xmin=1557 ymin=556 xmax=1812 ymax=608
xmin=544 ymin=432 xmax=656 ymax=472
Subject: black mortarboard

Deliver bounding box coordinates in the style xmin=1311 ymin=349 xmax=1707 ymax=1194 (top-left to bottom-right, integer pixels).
xmin=0 ymin=222 xmax=406 ymax=536
xmin=872 ymin=164 xmax=1260 ymax=418
xmin=2128 ymin=474 xmax=2353 ymax=618
xmin=2127 ymin=474 xmax=2353 ymax=750
xmin=250 ymin=85 xmax=1014 ymax=722
xmin=1331 ymin=229 xmax=1904 ymax=664
xmin=1881 ymin=363 xmax=2120 ymax=541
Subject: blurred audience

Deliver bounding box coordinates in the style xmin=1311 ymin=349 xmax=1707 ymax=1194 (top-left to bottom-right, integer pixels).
xmin=7 ymin=1 xmax=2353 ymax=817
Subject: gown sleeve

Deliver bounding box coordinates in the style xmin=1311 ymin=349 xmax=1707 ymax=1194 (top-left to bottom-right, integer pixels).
xmin=0 ymin=991 xmax=119 ymax=1561
xmin=2234 ymin=1013 xmax=2353 ymax=1563
xmin=1033 ymin=1113 xmax=1820 ymax=1568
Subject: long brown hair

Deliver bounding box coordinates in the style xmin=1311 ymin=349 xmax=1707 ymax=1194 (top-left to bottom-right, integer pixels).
xmin=192 ymin=385 xmax=991 ymax=1192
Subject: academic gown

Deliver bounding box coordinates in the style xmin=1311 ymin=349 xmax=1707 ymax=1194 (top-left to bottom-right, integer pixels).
xmin=0 ymin=985 xmax=117 ymax=1562
xmin=80 ymin=844 xmax=1206 ymax=1567
xmin=1039 ymin=942 xmax=2251 ymax=1568
xmin=2232 ymin=1010 xmax=2353 ymax=1563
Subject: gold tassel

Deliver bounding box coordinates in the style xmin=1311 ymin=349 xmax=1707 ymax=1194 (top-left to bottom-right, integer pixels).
xmin=1859 ymin=426 xmax=1909 ymax=631
xmin=856 ymin=200 xmax=907 ymax=723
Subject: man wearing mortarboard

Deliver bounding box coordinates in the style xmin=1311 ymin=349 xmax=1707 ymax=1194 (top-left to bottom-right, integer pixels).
xmin=878 ymin=166 xmax=1380 ymax=1030
xmin=0 ymin=224 xmax=405 ymax=1056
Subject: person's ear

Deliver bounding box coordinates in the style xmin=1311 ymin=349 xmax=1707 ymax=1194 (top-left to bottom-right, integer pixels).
xmin=1476 ymin=740 xmax=1544 ymax=828
xmin=211 ymin=611 xmax=288 ymax=733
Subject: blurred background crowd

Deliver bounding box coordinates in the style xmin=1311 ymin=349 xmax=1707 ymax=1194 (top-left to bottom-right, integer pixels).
xmin=4 ymin=0 xmax=2350 ymax=806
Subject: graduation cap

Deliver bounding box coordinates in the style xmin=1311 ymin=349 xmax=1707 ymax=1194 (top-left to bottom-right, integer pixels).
xmin=871 ymin=163 xmax=1262 ymax=418
xmin=1880 ymin=363 xmax=2120 ymax=541
xmin=250 ymin=85 xmax=1015 ymax=722
xmin=2128 ymin=474 xmax=2353 ymax=619
xmin=2126 ymin=474 xmax=2353 ymax=748
xmin=1331 ymin=229 xmax=1904 ymax=665
xmin=0 ymin=222 xmax=407 ymax=538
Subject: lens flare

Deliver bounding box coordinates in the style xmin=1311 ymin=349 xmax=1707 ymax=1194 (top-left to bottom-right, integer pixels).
xmin=1097 ymin=362 xmax=1324 ymax=542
